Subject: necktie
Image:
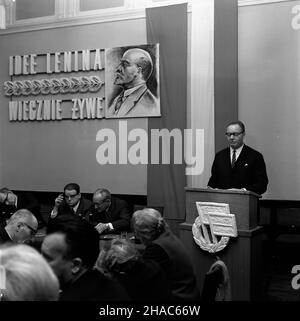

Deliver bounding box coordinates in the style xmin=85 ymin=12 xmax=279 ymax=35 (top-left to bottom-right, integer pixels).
xmin=114 ymin=90 xmax=125 ymax=114
xmin=231 ymin=149 xmax=236 ymax=167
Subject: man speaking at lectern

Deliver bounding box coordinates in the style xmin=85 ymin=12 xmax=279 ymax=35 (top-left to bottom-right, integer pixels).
xmin=207 ymin=121 xmax=268 ymax=195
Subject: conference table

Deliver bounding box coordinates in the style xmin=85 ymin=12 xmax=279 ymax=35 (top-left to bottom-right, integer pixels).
xmin=31 ymin=229 xmax=142 ymax=253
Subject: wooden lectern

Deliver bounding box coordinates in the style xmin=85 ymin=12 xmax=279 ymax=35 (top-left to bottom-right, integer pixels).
xmin=179 ymin=187 xmax=263 ymax=301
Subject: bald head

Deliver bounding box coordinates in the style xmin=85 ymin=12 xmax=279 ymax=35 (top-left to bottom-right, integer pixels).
xmin=5 ymin=209 xmax=38 ymax=243
xmin=92 ymin=188 xmax=111 ymax=213
xmin=114 ymin=48 xmax=153 ymax=89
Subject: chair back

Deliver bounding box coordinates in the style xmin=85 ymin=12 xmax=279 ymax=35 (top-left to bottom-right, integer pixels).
xmin=201 ymin=259 xmax=231 ymax=301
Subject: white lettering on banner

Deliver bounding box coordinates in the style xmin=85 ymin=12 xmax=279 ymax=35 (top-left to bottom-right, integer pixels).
xmin=9 ymin=100 xmax=63 ymax=121
xmin=64 ymin=52 xmax=72 ymax=72
xmin=54 ymin=52 xmax=61 ymax=73
xmin=71 ymin=98 xmax=104 ymax=120
xmin=46 ymin=53 xmax=52 ymax=74
xmin=9 ymin=54 xmax=37 ymax=76
xmin=8 ymin=97 xmax=104 ymax=121
xmin=82 ymin=50 xmax=90 ymax=71
xmin=94 ymin=49 xmax=103 ymax=70
xmin=22 ymin=55 xmax=29 ymax=75
xmin=9 ymin=50 xmax=104 ymax=75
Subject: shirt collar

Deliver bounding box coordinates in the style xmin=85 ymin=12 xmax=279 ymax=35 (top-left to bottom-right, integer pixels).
xmin=72 ymin=200 xmax=80 ymax=213
xmin=123 ymin=83 xmax=146 ymax=98
xmin=230 ymin=144 xmax=244 ymax=153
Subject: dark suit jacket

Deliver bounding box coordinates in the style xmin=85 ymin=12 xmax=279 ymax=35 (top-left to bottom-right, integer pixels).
xmin=207 ymin=145 xmax=268 ymax=195
xmin=143 ymin=229 xmax=201 ymax=301
xmin=59 ymin=269 xmax=129 ymax=301
xmin=85 ymin=196 xmax=130 ymax=233
xmin=54 ymin=196 xmax=92 ymax=219
xmin=0 ymin=192 xmax=41 ymax=221
xmin=115 ymin=259 xmax=172 ymax=301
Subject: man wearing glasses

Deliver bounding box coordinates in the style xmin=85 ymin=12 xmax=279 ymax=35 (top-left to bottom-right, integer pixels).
xmin=0 ymin=209 xmax=38 ymax=244
xmin=207 ymin=121 xmax=268 ymax=195
xmin=50 ymin=183 xmax=92 ymax=220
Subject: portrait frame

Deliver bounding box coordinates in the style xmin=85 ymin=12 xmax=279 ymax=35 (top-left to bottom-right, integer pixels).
xmin=105 ymin=44 xmax=160 ymax=118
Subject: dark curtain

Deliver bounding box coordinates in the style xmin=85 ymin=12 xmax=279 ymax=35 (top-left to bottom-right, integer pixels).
xmin=146 ymin=4 xmax=187 ymax=220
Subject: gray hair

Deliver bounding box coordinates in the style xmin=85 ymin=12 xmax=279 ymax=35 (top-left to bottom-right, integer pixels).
xmin=132 ymin=208 xmax=166 ymax=244
xmin=0 ymin=244 xmax=59 ymax=301
xmin=8 ymin=209 xmax=36 ymax=225
xmin=93 ymin=188 xmax=111 ymax=201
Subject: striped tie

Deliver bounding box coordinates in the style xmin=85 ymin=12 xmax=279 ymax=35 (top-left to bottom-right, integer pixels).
xmin=114 ymin=90 xmax=125 ymax=114
xmin=231 ymin=149 xmax=236 ymax=167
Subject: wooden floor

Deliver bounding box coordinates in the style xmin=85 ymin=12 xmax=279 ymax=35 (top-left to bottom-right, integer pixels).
xmin=262 ymin=234 xmax=300 ymax=301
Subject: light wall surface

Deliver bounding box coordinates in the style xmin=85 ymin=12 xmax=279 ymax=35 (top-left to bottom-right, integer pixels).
xmin=0 ymin=19 xmax=148 ymax=194
xmin=239 ymin=1 xmax=300 ymax=199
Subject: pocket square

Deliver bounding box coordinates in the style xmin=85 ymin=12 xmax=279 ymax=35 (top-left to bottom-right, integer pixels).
xmin=244 ymin=163 xmax=248 ymax=167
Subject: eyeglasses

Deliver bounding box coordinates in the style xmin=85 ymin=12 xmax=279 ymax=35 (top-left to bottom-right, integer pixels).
xmin=64 ymin=194 xmax=79 ymax=200
xmin=225 ymin=132 xmax=243 ymax=137
xmin=22 ymin=222 xmax=37 ymax=236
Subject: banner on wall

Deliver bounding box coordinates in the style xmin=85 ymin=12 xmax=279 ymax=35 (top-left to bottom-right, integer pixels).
xmin=3 ymin=44 xmax=160 ymax=121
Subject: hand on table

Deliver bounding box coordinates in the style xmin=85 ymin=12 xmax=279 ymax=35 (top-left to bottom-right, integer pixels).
xmin=95 ymin=223 xmax=109 ymax=234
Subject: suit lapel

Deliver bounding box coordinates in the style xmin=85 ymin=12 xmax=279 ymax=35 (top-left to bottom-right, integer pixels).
xmin=224 ymin=148 xmax=232 ymax=170
xmin=233 ymin=145 xmax=248 ymax=169
xmin=118 ymin=85 xmax=148 ymax=116
xmin=76 ymin=199 xmax=85 ymax=215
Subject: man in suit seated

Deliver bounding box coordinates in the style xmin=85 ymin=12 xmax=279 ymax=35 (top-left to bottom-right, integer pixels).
xmin=41 ymin=215 xmax=129 ymax=301
xmin=85 ymin=188 xmax=131 ymax=235
xmin=49 ymin=183 xmax=92 ymax=220
xmin=107 ymin=48 xmax=159 ymax=118
xmin=207 ymin=120 xmax=268 ymax=195
xmin=0 ymin=187 xmax=42 ymax=226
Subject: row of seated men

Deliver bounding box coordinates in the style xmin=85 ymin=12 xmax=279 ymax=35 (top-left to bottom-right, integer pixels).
xmin=0 ymin=184 xmax=131 ymax=235
xmin=0 ymin=186 xmax=202 ymax=302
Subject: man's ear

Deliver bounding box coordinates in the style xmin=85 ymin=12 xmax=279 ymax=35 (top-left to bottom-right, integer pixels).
xmin=71 ymin=257 xmax=83 ymax=274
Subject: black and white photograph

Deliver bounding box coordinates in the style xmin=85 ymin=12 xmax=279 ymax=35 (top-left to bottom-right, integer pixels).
xmin=0 ymin=0 xmax=300 ymax=317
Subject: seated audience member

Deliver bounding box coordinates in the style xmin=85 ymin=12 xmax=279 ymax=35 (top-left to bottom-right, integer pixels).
xmin=132 ymin=208 xmax=200 ymax=301
xmin=50 ymin=183 xmax=92 ymax=220
xmin=0 ymin=187 xmax=42 ymax=226
xmin=85 ymin=188 xmax=130 ymax=235
xmin=0 ymin=244 xmax=59 ymax=301
xmin=0 ymin=209 xmax=38 ymax=244
xmin=101 ymin=238 xmax=172 ymax=301
xmin=41 ymin=215 xmax=129 ymax=301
